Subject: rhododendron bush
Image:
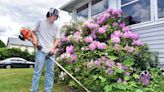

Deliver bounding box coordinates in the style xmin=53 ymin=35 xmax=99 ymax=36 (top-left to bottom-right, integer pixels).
xmin=55 ymin=9 xmax=163 ymax=92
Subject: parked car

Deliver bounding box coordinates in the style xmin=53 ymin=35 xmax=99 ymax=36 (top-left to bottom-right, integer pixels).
xmin=0 ymin=57 xmax=35 ymax=69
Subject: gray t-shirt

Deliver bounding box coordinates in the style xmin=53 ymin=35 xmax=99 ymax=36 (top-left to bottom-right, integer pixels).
xmin=33 ymin=19 xmax=60 ymax=53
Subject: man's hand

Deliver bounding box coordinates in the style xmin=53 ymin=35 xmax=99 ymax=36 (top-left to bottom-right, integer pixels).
xmin=49 ymin=48 xmax=59 ymax=55
xmin=50 ymin=38 xmax=59 ymax=54
xmin=49 ymin=48 xmax=55 ymax=55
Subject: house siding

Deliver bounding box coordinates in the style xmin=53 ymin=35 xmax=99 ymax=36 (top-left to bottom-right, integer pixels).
xmin=131 ymin=23 xmax=164 ymax=66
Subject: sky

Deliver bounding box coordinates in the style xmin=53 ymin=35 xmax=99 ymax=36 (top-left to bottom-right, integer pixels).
xmin=0 ymin=0 xmax=71 ymax=44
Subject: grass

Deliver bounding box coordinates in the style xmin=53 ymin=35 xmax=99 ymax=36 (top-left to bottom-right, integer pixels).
xmin=0 ymin=68 xmax=74 ymax=92
xmin=0 ymin=68 xmax=164 ymax=92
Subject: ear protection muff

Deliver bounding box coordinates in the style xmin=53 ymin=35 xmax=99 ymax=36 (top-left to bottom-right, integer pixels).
xmin=46 ymin=8 xmax=59 ymax=19
xmin=49 ymin=8 xmax=55 ymax=16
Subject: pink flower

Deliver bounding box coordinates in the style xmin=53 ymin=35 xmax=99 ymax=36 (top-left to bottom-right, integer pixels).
xmin=106 ymin=68 xmax=114 ymax=75
xmin=101 ymin=56 xmax=108 ymax=61
xmin=112 ymin=9 xmax=122 ymax=17
xmin=106 ymin=60 xmax=115 ymax=67
xmin=60 ymin=53 xmax=71 ymax=60
xmin=125 ymin=46 xmax=135 ymax=53
xmin=111 ymin=36 xmax=120 ymax=44
xmin=96 ymin=15 xmax=106 ymax=25
xmin=132 ymin=40 xmax=143 ymax=46
xmin=106 ymin=8 xmax=113 ymax=14
xmin=73 ymin=31 xmax=82 ymax=42
xmin=97 ymin=42 xmax=106 ymax=50
xmin=62 ymin=36 xmax=68 ymax=42
xmin=74 ymin=31 xmax=81 ymax=36
xmin=103 ymin=13 xmax=110 ymax=18
xmin=116 ymin=63 xmax=127 ymax=69
xmin=98 ymin=27 xmax=106 ymax=34
xmin=113 ymin=31 xmax=123 ymax=37
xmin=124 ymin=72 xmax=131 ymax=76
xmin=131 ymin=33 xmax=139 ymax=40
xmin=113 ymin=44 xmax=122 ymax=51
xmin=89 ymin=30 xmax=97 ymax=39
xmin=112 ymin=22 xmax=118 ymax=27
xmin=87 ymin=60 xmax=94 ymax=68
xmin=94 ymin=60 xmax=101 ymax=66
xmin=71 ymin=54 xmax=77 ymax=61
xmin=66 ymin=45 xmax=74 ymax=54
xmin=136 ymin=40 xmax=143 ymax=46
xmin=85 ymin=36 xmax=93 ymax=43
xmin=123 ymin=31 xmax=132 ymax=38
xmin=122 ymin=26 xmax=130 ymax=32
xmin=84 ymin=21 xmax=95 ymax=29
xmin=92 ymin=41 xmax=99 ymax=46
xmin=119 ymin=22 xmax=125 ymax=28
xmin=89 ymin=42 xmax=97 ymax=51
xmin=129 ymin=47 xmax=134 ymax=53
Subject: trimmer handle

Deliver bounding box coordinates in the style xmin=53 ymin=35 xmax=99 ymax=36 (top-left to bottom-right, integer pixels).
xmin=45 ymin=52 xmax=53 ymax=60
xmin=37 ymin=46 xmax=42 ymax=50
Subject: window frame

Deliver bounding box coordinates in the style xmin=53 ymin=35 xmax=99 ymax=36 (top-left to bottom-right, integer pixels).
xmin=118 ymin=0 xmax=164 ymax=29
xmin=156 ymin=0 xmax=164 ymax=21
xmin=75 ymin=0 xmax=109 ymax=21
xmin=76 ymin=3 xmax=89 ymax=20
xmin=120 ymin=0 xmax=154 ymax=26
xmin=91 ymin=0 xmax=109 ymax=16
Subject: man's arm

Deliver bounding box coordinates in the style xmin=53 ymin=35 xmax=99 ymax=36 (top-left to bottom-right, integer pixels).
xmin=31 ymin=31 xmax=38 ymax=48
xmin=50 ymin=38 xmax=59 ymax=54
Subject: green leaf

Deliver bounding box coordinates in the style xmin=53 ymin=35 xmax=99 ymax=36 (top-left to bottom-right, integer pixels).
xmin=92 ymin=75 xmax=98 ymax=80
xmin=133 ymin=74 xmax=140 ymax=79
xmin=113 ymin=83 xmax=126 ymax=90
xmin=115 ymin=68 xmax=124 ymax=73
xmin=124 ymin=75 xmax=130 ymax=81
xmin=123 ymin=58 xmax=134 ymax=67
xmin=107 ymin=55 xmax=118 ymax=61
xmin=98 ymin=76 xmax=106 ymax=83
xmin=136 ymin=89 xmax=143 ymax=92
xmin=68 ymin=80 xmax=76 ymax=86
xmin=129 ymin=81 xmax=137 ymax=87
xmin=104 ymin=85 xmax=112 ymax=92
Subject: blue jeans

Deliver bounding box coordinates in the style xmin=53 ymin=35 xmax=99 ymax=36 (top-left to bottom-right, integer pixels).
xmin=31 ymin=50 xmax=55 ymax=92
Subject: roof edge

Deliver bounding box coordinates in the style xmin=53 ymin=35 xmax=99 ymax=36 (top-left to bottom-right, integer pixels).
xmin=60 ymin=0 xmax=76 ymax=12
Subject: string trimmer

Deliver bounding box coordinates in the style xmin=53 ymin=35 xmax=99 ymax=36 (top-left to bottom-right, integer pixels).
xmin=18 ymin=28 xmax=91 ymax=92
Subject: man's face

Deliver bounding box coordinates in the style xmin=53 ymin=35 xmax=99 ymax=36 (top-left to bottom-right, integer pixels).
xmin=49 ymin=15 xmax=58 ymax=23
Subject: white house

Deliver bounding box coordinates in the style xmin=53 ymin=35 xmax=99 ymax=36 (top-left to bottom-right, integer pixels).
xmin=7 ymin=37 xmax=34 ymax=53
xmin=60 ymin=0 xmax=164 ymax=67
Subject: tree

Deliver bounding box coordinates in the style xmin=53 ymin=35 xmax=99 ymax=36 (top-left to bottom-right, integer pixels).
xmin=0 ymin=48 xmax=34 ymax=61
xmin=0 ymin=40 xmax=5 ymax=48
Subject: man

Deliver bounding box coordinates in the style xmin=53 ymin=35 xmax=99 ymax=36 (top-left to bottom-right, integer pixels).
xmin=30 ymin=8 xmax=60 ymax=92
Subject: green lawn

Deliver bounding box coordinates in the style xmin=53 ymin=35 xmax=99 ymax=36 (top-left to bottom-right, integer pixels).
xmin=0 ymin=68 xmax=74 ymax=92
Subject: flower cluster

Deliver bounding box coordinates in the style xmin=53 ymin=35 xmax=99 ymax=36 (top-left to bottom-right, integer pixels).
xmin=89 ymin=41 xmax=107 ymax=50
xmin=55 ymin=8 xmax=156 ymax=91
xmin=140 ymin=70 xmax=151 ymax=86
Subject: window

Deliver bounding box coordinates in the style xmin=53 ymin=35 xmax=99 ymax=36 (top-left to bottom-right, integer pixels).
xmin=121 ymin=0 xmax=151 ymax=25
xmin=91 ymin=0 xmax=108 ymax=16
xmin=122 ymin=0 xmax=133 ymax=5
xmin=77 ymin=4 xmax=88 ymax=20
xmin=157 ymin=0 xmax=164 ymax=19
xmin=10 ymin=59 xmax=18 ymax=61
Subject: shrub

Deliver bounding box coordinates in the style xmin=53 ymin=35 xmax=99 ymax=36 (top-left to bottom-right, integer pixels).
xmin=55 ymin=8 xmax=163 ymax=92
xmin=0 ymin=48 xmax=34 ymax=61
